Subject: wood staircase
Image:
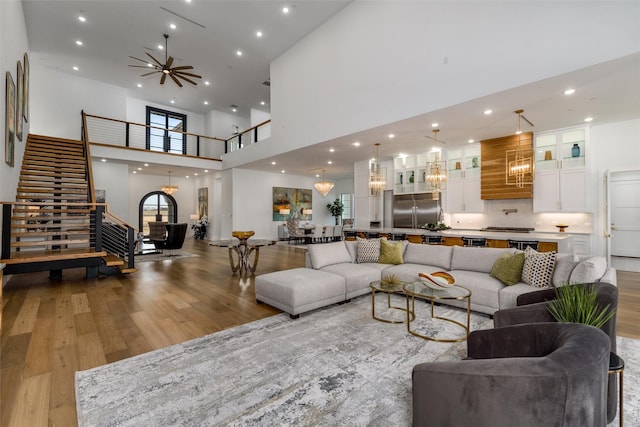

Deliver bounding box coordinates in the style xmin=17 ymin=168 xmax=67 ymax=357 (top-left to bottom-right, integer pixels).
xmin=1 ymin=134 xmax=135 ymax=276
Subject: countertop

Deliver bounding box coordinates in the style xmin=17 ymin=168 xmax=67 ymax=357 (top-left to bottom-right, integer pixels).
xmin=347 ymin=228 xmax=573 ymax=242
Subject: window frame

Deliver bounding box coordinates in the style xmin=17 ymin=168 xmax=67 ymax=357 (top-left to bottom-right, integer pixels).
xmin=145 ymin=106 xmax=188 ymax=155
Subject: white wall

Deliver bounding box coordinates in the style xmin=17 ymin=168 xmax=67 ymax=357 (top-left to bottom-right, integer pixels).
xmin=92 ymin=161 xmax=129 ymax=220
xmin=250 ymin=108 xmax=270 ymax=127
xmin=205 ymin=109 xmax=250 ymax=140
xmin=0 ymin=0 xmax=30 ymax=204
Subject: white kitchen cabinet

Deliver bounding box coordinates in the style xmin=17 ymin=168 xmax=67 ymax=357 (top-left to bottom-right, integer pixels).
xmin=393 ymin=152 xmax=435 ymax=194
xmin=571 ymin=234 xmax=592 ymax=256
xmin=533 ymin=126 xmax=590 ymax=213
xmin=445 ymin=144 xmax=485 ymax=213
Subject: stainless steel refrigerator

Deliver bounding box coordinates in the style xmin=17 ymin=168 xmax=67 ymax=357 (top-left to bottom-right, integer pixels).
xmin=390 ymin=193 xmax=440 ymax=229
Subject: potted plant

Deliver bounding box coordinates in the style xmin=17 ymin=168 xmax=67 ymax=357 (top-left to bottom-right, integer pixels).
xmin=547 ymin=283 xmax=616 ymax=328
xmin=192 ymin=215 xmax=208 ymax=240
xmin=326 ymin=198 xmax=344 ymax=225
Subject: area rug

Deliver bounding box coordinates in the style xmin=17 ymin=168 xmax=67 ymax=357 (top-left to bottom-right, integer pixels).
xmin=134 ymin=250 xmax=198 ymax=263
xmin=75 ymin=296 xmax=639 ymax=426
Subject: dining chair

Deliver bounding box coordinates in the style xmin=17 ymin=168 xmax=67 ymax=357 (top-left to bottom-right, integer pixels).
xmin=311 ymin=225 xmax=324 ymax=243
xmin=333 ymin=225 xmax=343 ymax=241
xmin=323 ymin=225 xmax=334 ymax=243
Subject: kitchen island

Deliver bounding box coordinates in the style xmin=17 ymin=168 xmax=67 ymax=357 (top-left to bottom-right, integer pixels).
xmin=344 ymin=228 xmax=574 ymax=253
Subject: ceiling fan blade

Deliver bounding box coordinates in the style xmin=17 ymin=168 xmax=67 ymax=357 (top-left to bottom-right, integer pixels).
xmin=129 ymin=65 xmax=155 ymax=69
xmin=521 ymin=114 xmax=535 ymax=127
xmin=160 ymin=73 xmax=167 ymax=85
xmin=170 ymin=73 xmax=183 ymax=87
xmin=171 ymin=65 xmax=194 ymax=71
xmin=166 ymin=56 xmax=174 ymax=69
xmin=145 ymin=52 xmax=164 ymax=67
xmin=174 ymin=70 xmax=201 ymax=79
xmin=129 ymin=55 xmax=153 ymax=64
xmin=175 ymin=74 xmax=198 ymax=86
xmin=141 ymin=71 xmax=161 ymax=77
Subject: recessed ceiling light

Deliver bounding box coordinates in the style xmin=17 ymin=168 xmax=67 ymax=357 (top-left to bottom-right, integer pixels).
xmin=170 ymin=23 xmax=177 ymax=30
xmin=388 ymin=133 xmax=395 ymax=138
xmin=72 ymin=66 xmax=79 ymax=71
xmin=329 ymin=148 xmax=335 ymax=153
xmin=236 ymin=50 xmax=243 ymax=56
xmin=147 ymin=63 xmax=153 ymax=67
xmin=170 ymin=99 xmax=175 ymax=104
xmin=132 ymin=171 xmax=137 ymax=174
xmin=563 ymin=88 xmax=576 ymax=95
xmin=137 ymin=167 xmax=142 ymax=171
xmin=194 ymin=173 xmax=198 ymax=176
xmin=204 ymin=169 xmax=209 ymax=173
xmin=431 ymin=123 xmax=438 ymax=128
xmin=584 ymin=117 xmax=594 ymax=122
xmin=101 ymin=158 xmax=106 ymax=162
xmin=75 ymin=40 xmax=83 ymax=46
xmin=316 ymin=174 xmax=320 ymax=178
xmin=328 ymin=161 xmax=333 ymax=164
xmin=232 ymin=108 xmax=237 ymax=112
xmin=204 ymin=101 xmax=209 ymax=105
xmin=78 ymin=16 xmax=86 ymax=22
xmin=281 ymin=170 xmax=286 ymax=174
xmin=204 ymin=81 xmax=210 ymax=85
xmin=186 ymin=176 xmax=190 ymax=179
xmin=468 ymin=139 xmax=475 ymax=143
xmin=137 ymin=83 xmax=142 ymax=88
xmin=271 ymin=161 xmax=276 ymax=165
xmin=157 ymin=44 xmax=164 ymax=50
xmin=185 ymin=0 xmax=191 ymax=3
xmin=353 ymin=142 xmax=360 ymax=147
xmin=483 ymin=109 xmax=492 ymax=115
xmin=282 ymin=6 xmax=290 ymax=14
xmin=260 ymin=101 xmax=266 ymax=105
xmin=144 ymin=163 xmax=148 ymax=167
xmin=256 ymin=31 xmax=263 ymax=38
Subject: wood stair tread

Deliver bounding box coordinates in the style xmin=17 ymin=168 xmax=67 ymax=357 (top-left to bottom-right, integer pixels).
xmin=12 ymin=230 xmax=91 ymax=238
xmin=102 ymin=254 xmax=124 ymax=267
xmin=11 ymin=208 xmax=91 ymax=214
xmin=1 ymin=249 xmax=107 ymax=264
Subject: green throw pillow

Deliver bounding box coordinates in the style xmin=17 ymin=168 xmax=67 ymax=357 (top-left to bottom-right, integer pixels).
xmin=378 ymin=239 xmax=404 ymax=265
xmin=490 ymin=252 xmax=525 ymax=285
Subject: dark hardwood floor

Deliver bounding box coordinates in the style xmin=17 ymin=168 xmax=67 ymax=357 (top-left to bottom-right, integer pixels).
xmin=1 ymin=239 xmax=638 ymax=426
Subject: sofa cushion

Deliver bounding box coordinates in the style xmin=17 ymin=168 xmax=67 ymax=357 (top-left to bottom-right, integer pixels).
xmin=307 ymin=241 xmax=352 ymax=269
xmin=490 ymin=252 xmax=525 ymax=286
xmin=498 ymin=283 xmax=540 ymax=310
xmin=357 ymin=237 xmax=381 ymax=263
xmin=403 ymin=243 xmax=453 ymax=270
xmin=451 ymin=246 xmax=516 ymax=273
xmin=448 ymin=270 xmax=503 ymax=311
xmin=522 ymin=247 xmax=557 ymax=288
xmin=379 ymin=239 xmax=404 ymax=264
xmin=320 ymin=263 xmax=382 ymax=298
xmin=552 ymin=253 xmax=581 ymax=286
xmin=569 ymin=257 xmax=608 ymax=284
xmin=345 ymin=240 xmax=358 ymax=263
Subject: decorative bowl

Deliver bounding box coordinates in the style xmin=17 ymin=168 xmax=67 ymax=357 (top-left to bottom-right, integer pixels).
xmin=232 ymin=231 xmax=255 ymax=240
xmin=418 ymin=271 xmax=455 ymax=290
xmin=555 ymin=225 xmax=569 ymax=233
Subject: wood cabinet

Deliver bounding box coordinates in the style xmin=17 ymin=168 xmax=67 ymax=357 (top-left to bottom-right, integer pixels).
xmin=537 ymin=242 xmax=558 ymax=252
xmin=533 ymin=126 xmax=590 ymax=213
xmin=442 ymin=236 xmax=463 ymax=246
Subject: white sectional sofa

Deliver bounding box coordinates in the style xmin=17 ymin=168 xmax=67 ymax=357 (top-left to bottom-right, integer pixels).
xmin=255 ymin=240 xmax=617 ymax=318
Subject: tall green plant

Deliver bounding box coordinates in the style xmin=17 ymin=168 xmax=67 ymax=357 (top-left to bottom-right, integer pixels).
xmin=326 ymin=199 xmax=344 ymax=218
xmin=547 ymin=284 xmax=615 ymax=329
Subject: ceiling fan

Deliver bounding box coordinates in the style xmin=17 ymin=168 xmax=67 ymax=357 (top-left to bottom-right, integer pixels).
xmin=129 ymin=34 xmax=201 ymax=87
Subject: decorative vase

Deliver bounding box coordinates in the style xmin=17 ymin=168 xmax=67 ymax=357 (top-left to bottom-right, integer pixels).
xmin=409 ymin=171 xmax=414 ymax=183
xmin=544 ymin=150 xmax=552 ymax=161
xmin=571 ymin=144 xmax=580 ymax=158
xmin=472 ymin=157 xmax=479 ymax=168
xmin=455 ymin=161 xmax=461 ymax=170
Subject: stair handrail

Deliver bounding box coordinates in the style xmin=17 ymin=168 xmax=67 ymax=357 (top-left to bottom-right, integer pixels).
xmin=101 ymin=207 xmax=136 ymax=270
xmin=81 ymin=110 xmax=96 ymax=206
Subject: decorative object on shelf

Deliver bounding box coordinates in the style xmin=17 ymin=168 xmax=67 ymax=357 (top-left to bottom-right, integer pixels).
xmin=425 ymin=129 xmax=447 ymax=193
xmin=555 ymin=224 xmax=569 ymax=232
xmin=472 ymin=157 xmax=479 ymax=168
xmin=314 ymin=169 xmax=334 ymax=197
xmin=455 ymin=161 xmax=461 ymax=170
xmin=326 ymin=198 xmax=344 ymax=225
xmin=409 ymin=171 xmax=414 ymax=183
xmin=161 ymin=171 xmax=178 ymax=194
xmin=192 ymin=215 xmax=208 ymax=239
xmin=545 ymin=150 xmax=553 ymax=160
xmin=547 ymin=283 xmax=615 ymax=328
xmin=572 ymin=143 xmax=581 ymax=158
xmin=506 ymin=110 xmax=535 ymax=188
xmin=369 ymin=143 xmax=387 ymax=197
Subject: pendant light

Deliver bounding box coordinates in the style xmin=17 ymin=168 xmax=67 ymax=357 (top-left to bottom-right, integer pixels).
xmin=506 ymin=110 xmax=535 ymax=188
xmin=161 ymin=170 xmax=179 ymax=195
xmin=369 ymin=143 xmax=387 ymax=197
xmin=425 ymin=129 xmax=447 ymax=193
xmin=314 ymin=169 xmax=334 ymax=197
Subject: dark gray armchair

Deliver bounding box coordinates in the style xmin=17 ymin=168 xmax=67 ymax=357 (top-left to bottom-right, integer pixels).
xmin=152 ymin=223 xmax=187 ymax=254
xmin=493 ymin=282 xmax=618 ymax=423
xmin=412 ymin=323 xmax=610 ymax=427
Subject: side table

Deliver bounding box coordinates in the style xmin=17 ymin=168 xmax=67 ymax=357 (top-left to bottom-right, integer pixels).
xmin=609 ymin=352 xmax=625 ymax=426
xmin=369 ymin=280 xmax=414 ymax=324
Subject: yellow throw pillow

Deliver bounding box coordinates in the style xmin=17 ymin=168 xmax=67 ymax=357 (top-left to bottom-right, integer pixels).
xmin=490 ymin=252 xmax=525 ymax=286
xmin=379 ymin=239 xmax=404 ymax=265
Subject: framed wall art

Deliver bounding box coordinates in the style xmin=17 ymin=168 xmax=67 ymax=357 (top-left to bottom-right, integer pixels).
xmin=16 ymin=60 xmax=23 ymax=141
xmin=272 ymin=187 xmax=312 ymax=221
xmin=23 ymin=52 xmax=29 ymax=122
xmin=198 ymin=187 xmax=208 ymax=219
xmin=5 ymin=71 xmax=15 ymax=167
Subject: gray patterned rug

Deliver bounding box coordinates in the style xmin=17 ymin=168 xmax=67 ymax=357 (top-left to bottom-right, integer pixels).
xmin=75 ymin=296 xmax=639 ymax=426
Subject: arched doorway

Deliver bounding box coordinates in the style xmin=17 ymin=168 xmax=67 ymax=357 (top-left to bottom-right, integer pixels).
xmin=139 ymin=191 xmax=178 ymax=235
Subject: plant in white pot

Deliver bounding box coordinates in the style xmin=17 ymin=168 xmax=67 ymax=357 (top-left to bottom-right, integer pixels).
xmin=326 ymin=198 xmax=344 ymax=225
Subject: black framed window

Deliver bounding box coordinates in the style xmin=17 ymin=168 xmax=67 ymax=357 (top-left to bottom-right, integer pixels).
xmin=146 ymin=106 xmax=187 ymax=154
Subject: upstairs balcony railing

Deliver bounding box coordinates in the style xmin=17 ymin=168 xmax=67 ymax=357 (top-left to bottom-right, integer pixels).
xmin=82 ymin=111 xmax=271 ymax=159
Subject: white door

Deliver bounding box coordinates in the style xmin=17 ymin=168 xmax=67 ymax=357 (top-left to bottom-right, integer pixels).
xmin=609 ymin=170 xmax=640 ymax=257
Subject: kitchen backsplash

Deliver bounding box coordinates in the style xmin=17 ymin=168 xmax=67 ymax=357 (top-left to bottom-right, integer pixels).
xmin=444 ymin=199 xmax=593 ymax=234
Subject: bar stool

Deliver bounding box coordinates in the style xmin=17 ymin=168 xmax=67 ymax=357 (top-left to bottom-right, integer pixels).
xmin=462 ymin=237 xmax=487 ymax=247
xmin=508 ymin=240 xmax=538 ymax=251
xmin=390 ymin=233 xmax=406 ymax=241
xmin=423 ymin=235 xmax=443 ymax=245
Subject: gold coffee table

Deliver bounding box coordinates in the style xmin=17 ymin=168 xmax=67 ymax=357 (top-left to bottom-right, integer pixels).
xmin=370 ymin=280 xmax=415 ymax=324
xmin=403 ymin=281 xmax=471 ymax=342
